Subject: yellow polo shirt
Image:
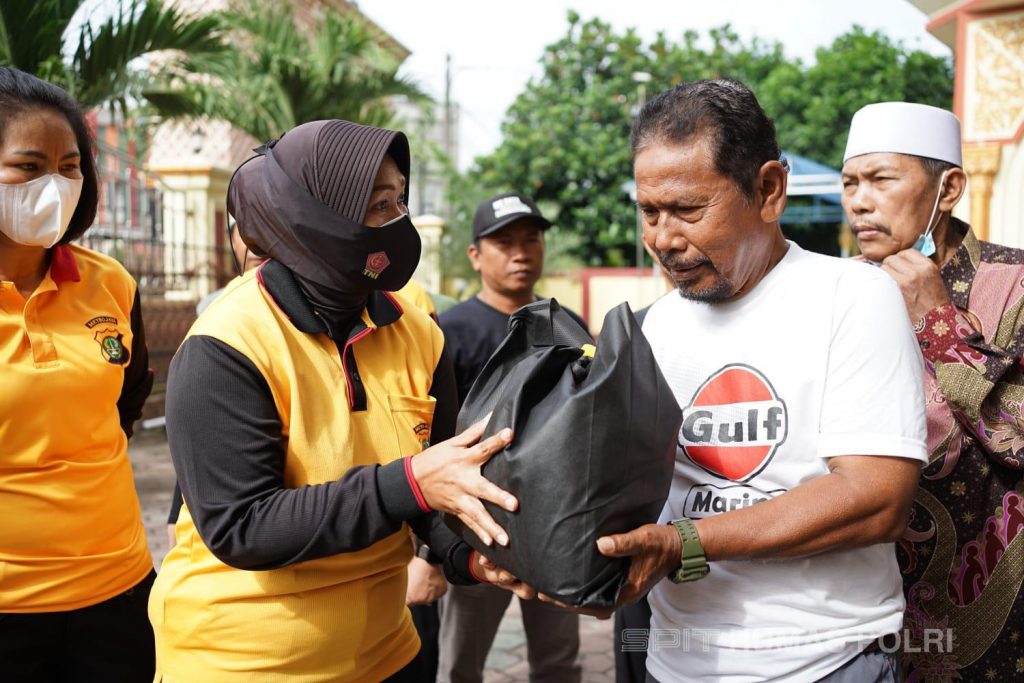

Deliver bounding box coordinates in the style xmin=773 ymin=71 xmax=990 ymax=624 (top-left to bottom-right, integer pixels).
xmin=0 ymin=244 xmax=153 ymax=612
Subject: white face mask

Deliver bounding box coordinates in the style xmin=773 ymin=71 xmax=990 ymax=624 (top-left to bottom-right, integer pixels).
xmin=0 ymin=173 xmax=84 ymax=248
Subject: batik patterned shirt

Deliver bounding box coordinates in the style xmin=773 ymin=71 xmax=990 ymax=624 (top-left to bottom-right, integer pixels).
xmin=900 ymin=219 xmax=1024 ymax=682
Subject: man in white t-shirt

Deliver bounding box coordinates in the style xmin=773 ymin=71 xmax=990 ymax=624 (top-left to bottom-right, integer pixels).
xmin=569 ymin=80 xmax=928 ymax=682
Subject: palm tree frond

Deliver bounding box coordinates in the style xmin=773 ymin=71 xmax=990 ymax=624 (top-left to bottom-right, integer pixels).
xmin=180 ymin=2 xmax=429 ymax=138
xmin=0 ymin=0 xmax=82 ymax=75
xmin=140 ymin=88 xmax=206 ymax=118
xmin=73 ymin=0 xmax=225 ymax=110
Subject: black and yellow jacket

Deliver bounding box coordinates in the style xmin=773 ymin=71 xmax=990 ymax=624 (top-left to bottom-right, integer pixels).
xmin=152 ymin=260 xmax=474 ymax=682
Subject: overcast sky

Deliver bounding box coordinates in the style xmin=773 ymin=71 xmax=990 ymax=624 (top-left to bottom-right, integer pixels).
xmin=356 ymin=0 xmax=950 ymax=169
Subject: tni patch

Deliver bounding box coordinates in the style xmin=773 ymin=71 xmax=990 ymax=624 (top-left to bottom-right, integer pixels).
xmin=363 ymin=251 xmax=390 ymax=280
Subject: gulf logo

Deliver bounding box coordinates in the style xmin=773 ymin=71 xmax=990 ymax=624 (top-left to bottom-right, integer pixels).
xmin=679 ymin=364 xmax=788 ymax=482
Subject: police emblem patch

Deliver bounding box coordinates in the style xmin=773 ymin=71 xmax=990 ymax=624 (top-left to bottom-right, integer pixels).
xmin=92 ymin=326 xmax=130 ymax=365
xmin=414 ymin=422 xmax=431 ymax=450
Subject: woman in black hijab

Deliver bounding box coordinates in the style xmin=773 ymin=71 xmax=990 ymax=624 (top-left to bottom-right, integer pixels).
xmin=152 ymin=120 xmax=528 ymax=682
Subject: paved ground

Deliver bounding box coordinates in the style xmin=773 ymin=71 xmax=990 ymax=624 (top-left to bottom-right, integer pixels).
xmin=128 ymin=429 xmax=617 ymax=682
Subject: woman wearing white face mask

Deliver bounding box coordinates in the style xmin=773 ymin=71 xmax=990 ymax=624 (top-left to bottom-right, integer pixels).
xmin=0 ymin=67 xmax=156 ymax=681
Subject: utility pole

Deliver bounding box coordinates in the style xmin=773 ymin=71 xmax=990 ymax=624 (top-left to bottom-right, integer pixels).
xmin=443 ymin=54 xmax=452 ymax=219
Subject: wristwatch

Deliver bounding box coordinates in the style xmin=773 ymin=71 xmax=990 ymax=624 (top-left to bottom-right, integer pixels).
xmin=669 ymin=518 xmax=709 ymax=583
xmin=415 ymin=542 xmax=441 ymax=565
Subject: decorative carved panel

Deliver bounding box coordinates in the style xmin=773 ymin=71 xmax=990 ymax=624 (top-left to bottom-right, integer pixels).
xmin=964 ymin=9 xmax=1024 ymax=143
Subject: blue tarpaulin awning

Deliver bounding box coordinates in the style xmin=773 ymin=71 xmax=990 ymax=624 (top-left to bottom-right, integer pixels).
xmin=780 ymin=151 xmax=844 ymax=225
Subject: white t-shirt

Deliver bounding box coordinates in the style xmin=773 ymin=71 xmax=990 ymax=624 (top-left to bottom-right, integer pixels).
xmin=641 ymin=242 xmax=927 ymax=683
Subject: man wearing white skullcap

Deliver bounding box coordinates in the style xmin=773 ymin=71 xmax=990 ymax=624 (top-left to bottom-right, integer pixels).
xmin=842 ymin=102 xmax=1024 ymax=681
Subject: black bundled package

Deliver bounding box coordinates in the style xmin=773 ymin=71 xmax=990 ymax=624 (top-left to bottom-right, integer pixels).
xmin=443 ymin=298 xmax=682 ymax=609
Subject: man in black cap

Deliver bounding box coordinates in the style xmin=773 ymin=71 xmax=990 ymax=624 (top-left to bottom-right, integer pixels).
xmin=437 ymin=192 xmax=584 ymax=683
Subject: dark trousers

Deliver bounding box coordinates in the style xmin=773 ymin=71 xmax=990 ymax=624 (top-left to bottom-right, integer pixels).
xmin=0 ymin=570 xmax=156 ymax=683
xmin=615 ymin=595 xmax=652 ymax=683
xmin=385 ymin=657 xmax=429 ymax=683
xmin=404 ymin=602 xmax=440 ymax=682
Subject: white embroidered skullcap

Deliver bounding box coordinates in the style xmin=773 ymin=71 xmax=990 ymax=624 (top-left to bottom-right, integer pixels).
xmin=843 ymin=102 xmax=962 ymax=166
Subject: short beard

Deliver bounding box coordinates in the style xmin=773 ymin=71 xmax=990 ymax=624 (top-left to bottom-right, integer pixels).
xmin=676 ymin=278 xmax=735 ymax=304
xmin=656 ymin=249 xmax=736 ymax=304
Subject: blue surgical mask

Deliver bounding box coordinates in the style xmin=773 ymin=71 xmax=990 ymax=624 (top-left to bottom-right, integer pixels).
xmin=913 ymin=170 xmax=949 ymax=258
xmin=913 ymin=232 xmax=936 ymax=258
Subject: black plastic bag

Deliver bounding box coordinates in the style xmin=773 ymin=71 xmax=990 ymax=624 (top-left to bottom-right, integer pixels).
xmin=444 ymin=299 xmax=682 ymax=609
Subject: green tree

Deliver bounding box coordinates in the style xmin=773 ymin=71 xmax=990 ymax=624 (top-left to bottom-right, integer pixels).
xmin=0 ymin=0 xmax=224 ymax=115
xmin=762 ymin=27 xmax=954 ymax=170
xmin=469 ymin=14 xmax=952 ymax=266
xmin=179 ymin=1 xmax=426 ymax=142
xmin=471 ymin=16 xmax=789 ymax=267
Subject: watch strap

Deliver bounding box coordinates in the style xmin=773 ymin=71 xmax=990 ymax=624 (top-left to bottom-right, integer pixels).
xmin=669 ymin=518 xmax=709 ymax=583
xmin=414 ymin=540 xmax=442 ymax=565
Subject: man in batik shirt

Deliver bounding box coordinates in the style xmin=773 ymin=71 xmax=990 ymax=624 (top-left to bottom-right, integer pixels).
xmin=842 ymin=101 xmax=1024 ymax=681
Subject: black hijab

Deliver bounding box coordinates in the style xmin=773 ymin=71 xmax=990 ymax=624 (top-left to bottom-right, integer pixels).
xmin=227 ymin=119 xmax=421 ymax=326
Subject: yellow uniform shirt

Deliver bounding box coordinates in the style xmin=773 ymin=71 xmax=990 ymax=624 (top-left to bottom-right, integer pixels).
xmin=0 ymin=244 xmax=153 ymax=612
xmin=151 ymin=264 xmax=443 ymax=682
xmin=395 ymin=279 xmax=436 ymax=318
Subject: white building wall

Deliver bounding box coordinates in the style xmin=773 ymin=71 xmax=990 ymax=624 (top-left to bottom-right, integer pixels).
xmin=989 ymin=140 xmax=1024 ymax=248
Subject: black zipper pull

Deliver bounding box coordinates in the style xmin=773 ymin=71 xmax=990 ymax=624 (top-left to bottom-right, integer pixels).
xmin=313 ymin=310 xmax=334 ymax=339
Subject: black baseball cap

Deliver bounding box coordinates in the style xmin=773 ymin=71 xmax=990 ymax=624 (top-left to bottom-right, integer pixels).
xmin=472 ymin=192 xmax=552 ymax=241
